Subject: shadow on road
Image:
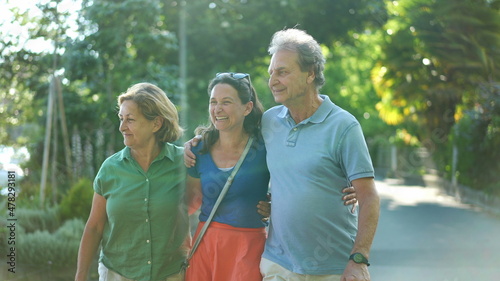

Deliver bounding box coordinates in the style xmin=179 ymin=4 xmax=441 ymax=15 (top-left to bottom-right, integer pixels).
xmin=370 ymin=180 xmax=500 ymax=281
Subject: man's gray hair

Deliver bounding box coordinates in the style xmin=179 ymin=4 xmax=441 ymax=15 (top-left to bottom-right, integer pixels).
xmin=268 ymin=28 xmax=326 ymax=89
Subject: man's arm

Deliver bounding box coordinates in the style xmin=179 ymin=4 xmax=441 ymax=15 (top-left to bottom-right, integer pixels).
xmin=342 ymin=177 xmax=380 ymax=281
xmin=184 ymin=135 xmax=202 ymax=168
xmin=186 ymin=175 xmax=202 ymax=215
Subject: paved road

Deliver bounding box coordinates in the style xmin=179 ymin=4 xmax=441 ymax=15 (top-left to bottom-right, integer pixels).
xmin=369 ymin=179 xmax=500 ymax=281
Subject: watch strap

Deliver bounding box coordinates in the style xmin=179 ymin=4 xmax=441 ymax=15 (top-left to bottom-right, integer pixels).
xmin=349 ymin=252 xmax=370 ymax=266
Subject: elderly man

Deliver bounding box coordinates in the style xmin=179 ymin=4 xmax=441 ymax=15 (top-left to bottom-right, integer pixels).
xmin=259 ymin=28 xmax=379 ymax=281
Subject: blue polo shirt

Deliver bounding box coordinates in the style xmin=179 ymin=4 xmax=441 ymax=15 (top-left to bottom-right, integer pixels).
xmin=187 ymin=137 xmax=270 ymax=228
xmin=94 ymin=142 xmax=189 ymax=280
xmin=261 ymin=95 xmax=374 ymax=275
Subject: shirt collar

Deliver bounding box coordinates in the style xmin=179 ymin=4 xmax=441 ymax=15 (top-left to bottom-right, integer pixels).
xmin=277 ymin=95 xmax=334 ymax=124
xmin=117 ymin=143 xmax=175 ymax=162
xmin=117 ymin=147 xmax=132 ymax=161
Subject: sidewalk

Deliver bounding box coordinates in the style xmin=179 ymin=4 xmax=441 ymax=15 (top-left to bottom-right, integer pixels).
xmin=375 ymin=168 xmax=500 ymax=217
xmin=422 ymin=173 xmax=500 ymax=217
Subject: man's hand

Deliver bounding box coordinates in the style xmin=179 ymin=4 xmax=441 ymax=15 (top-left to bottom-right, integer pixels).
xmin=184 ymin=135 xmax=202 ymax=167
xmin=342 ymin=261 xmax=371 ymax=281
xmin=342 ymin=186 xmax=357 ymax=214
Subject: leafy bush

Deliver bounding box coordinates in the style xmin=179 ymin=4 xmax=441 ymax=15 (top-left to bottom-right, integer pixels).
xmin=0 ymin=215 xmax=25 ymax=260
xmin=454 ymin=102 xmax=500 ymax=196
xmin=14 ymin=179 xmax=44 ymax=207
xmin=17 ymin=206 xmax=60 ymax=233
xmin=17 ymin=218 xmax=85 ymax=268
xmin=59 ymin=178 xmax=94 ymax=221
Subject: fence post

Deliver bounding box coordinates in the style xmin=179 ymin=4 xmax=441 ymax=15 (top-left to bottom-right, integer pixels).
xmin=451 ymin=144 xmax=458 ymax=186
xmin=391 ymin=145 xmax=397 ymax=175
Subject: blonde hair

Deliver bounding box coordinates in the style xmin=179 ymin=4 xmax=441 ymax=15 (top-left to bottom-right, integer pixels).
xmin=118 ymin=82 xmax=184 ymax=142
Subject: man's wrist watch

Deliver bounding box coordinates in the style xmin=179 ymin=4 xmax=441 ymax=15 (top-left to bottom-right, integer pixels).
xmin=349 ymin=252 xmax=370 ymax=266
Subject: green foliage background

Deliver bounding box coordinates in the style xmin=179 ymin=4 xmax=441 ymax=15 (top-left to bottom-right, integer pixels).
xmin=1 ymin=0 xmax=500 ymax=278
xmin=59 ymin=177 xmax=93 ymax=221
xmin=1 ymin=0 xmax=499 ymax=213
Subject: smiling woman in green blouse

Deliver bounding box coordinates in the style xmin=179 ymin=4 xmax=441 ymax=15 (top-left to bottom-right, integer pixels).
xmin=75 ymin=82 xmax=189 ymax=281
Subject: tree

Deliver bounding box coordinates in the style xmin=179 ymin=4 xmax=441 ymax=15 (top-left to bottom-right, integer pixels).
xmin=372 ymin=0 xmax=500 ymax=189
xmin=161 ymin=0 xmax=387 ymax=135
xmin=0 ymin=5 xmax=52 ymax=147
xmin=1 ymin=1 xmax=78 ymax=205
xmin=62 ymin=0 xmax=181 ymax=178
xmin=2 ymin=0 xmax=390 ymax=203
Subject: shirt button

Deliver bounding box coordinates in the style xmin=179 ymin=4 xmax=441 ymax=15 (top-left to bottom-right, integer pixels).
xmin=146 ymin=240 xmax=150 ymax=243
xmin=146 ymin=179 xmax=149 ymax=182
xmin=145 ymin=219 xmax=149 ymax=222
xmin=144 ymin=198 xmax=148 ymax=201
xmin=148 ymin=261 xmax=151 ymax=265
xmin=293 ymin=128 xmax=298 ymax=131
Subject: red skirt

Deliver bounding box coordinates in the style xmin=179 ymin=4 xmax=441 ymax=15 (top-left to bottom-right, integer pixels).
xmin=185 ymin=221 xmax=266 ymax=281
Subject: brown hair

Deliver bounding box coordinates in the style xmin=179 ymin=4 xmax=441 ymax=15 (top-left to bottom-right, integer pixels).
xmin=195 ymin=73 xmax=264 ymax=153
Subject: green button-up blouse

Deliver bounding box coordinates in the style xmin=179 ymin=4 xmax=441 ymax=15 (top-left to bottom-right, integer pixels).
xmin=94 ymin=142 xmax=189 ymax=280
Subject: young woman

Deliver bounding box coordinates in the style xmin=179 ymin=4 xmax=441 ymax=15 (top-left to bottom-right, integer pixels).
xmin=185 ymin=73 xmax=269 ymax=281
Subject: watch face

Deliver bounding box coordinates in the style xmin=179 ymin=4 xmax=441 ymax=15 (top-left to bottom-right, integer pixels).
xmin=350 ymin=253 xmax=369 ymax=266
xmin=353 ymin=253 xmax=364 ymax=263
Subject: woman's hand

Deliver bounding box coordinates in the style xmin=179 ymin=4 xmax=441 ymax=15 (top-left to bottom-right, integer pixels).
xmin=257 ymin=193 xmax=272 ymax=221
xmin=342 ymin=186 xmax=358 ymax=214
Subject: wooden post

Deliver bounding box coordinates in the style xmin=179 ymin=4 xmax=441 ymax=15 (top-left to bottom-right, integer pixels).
xmin=391 ymin=145 xmax=397 ymax=176
xmin=55 ymin=76 xmax=73 ymax=181
xmin=40 ymin=76 xmax=56 ymax=206
xmin=452 ymin=145 xmax=458 ymax=186
xmin=179 ymin=1 xmax=188 ymax=142
xmin=51 ymin=93 xmax=58 ymax=204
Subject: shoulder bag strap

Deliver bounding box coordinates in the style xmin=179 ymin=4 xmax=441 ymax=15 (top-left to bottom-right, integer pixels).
xmin=184 ymin=136 xmax=254 ymax=265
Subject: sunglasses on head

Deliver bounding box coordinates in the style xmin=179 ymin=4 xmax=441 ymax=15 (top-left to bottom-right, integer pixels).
xmin=216 ymin=72 xmax=250 ymax=79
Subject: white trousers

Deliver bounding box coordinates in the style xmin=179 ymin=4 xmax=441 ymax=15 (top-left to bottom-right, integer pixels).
xmin=98 ymin=263 xmax=184 ymax=281
xmin=260 ymin=258 xmax=342 ymax=281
